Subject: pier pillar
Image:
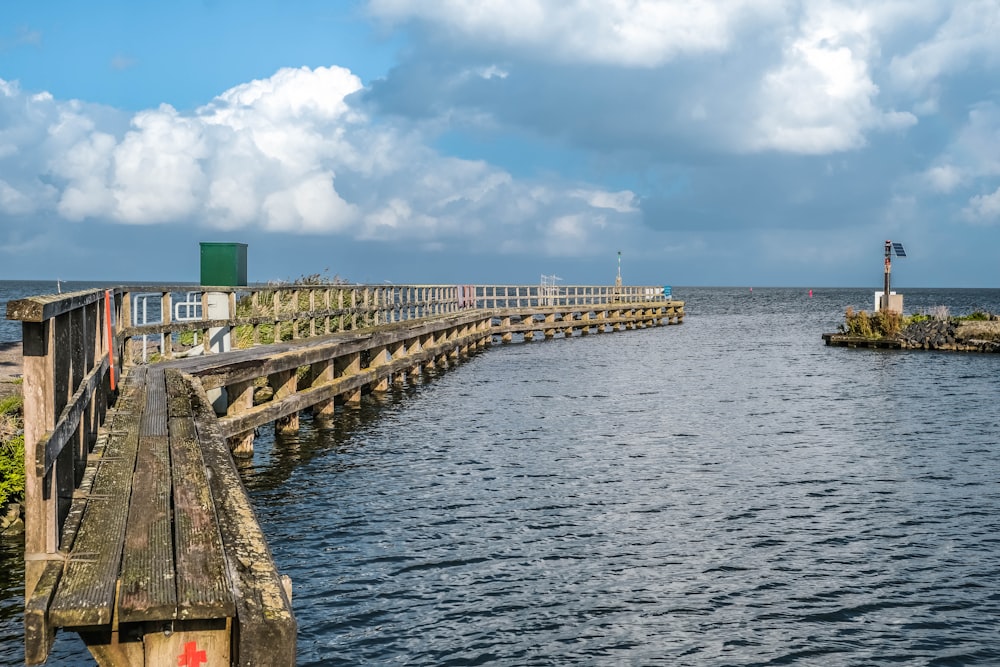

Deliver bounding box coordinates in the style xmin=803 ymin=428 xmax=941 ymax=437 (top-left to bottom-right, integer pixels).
xmin=311 ymin=359 xmax=336 ymax=423
xmin=371 ymin=346 xmax=389 ymax=392
xmin=226 ymin=380 xmax=256 ymax=456
xmin=336 ymin=352 xmax=362 ymax=406
xmin=269 ymin=369 xmax=299 ymax=433
xmin=407 ymin=337 xmax=423 ymax=380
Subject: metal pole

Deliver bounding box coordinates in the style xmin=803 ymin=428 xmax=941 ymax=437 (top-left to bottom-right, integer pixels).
xmin=883 ymin=240 xmax=891 ymax=312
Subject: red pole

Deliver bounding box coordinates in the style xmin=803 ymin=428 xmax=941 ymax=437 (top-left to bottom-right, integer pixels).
xmin=105 ymin=290 xmax=116 ymax=391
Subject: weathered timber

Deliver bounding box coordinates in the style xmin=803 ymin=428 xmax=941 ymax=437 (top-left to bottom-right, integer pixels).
xmin=6 ymin=288 xmax=108 ymax=323
xmin=118 ymin=370 xmax=176 ymax=623
xmin=822 ymin=333 xmax=902 ymax=349
xmin=24 ymin=562 xmax=61 ymax=665
xmin=165 ymin=369 xmax=235 ymax=622
xmin=184 ymin=374 xmax=296 ymax=666
xmin=214 ymin=326 xmax=489 ymax=439
xmin=49 ymin=368 xmax=145 ymax=628
xmin=171 ymin=311 xmax=487 ymax=390
xmin=12 ymin=284 xmax=683 ymax=665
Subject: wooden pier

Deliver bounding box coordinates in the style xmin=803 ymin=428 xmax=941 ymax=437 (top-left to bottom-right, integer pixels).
xmin=7 ymin=283 xmax=683 ymax=665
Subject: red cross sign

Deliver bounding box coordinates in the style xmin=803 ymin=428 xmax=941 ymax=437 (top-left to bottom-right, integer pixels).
xmin=178 ymin=641 xmax=208 ymax=667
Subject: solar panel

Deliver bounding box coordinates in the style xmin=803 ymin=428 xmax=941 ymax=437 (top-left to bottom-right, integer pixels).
xmin=892 ymin=242 xmax=906 ymax=257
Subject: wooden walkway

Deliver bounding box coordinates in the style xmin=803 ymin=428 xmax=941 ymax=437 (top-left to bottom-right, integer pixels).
xmin=26 ymin=365 xmax=293 ymax=665
xmin=8 ymin=284 xmax=683 ymax=665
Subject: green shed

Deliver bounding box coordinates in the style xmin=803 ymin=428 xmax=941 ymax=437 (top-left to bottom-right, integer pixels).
xmin=200 ymin=242 xmax=248 ymax=287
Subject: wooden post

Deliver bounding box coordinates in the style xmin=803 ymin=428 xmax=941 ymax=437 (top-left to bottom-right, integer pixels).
xmin=336 ymin=352 xmax=362 ymax=406
xmin=160 ymin=292 xmax=173 ymax=358
xmin=447 ymin=326 xmax=460 ymax=362
xmin=252 ymin=292 xmax=261 ymax=346
xmin=391 ymin=341 xmax=406 ymax=385
xmin=273 ymin=289 xmax=281 ymax=344
xmin=422 ymin=334 xmax=436 ymax=372
xmin=22 ymin=319 xmax=57 ymax=601
xmin=407 ymin=337 xmax=422 ymax=380
xmin=311 ymin=359 xmax=336 ymax=423
xmin=268 ymin=370 xmax=298 ymax=434
xmin=226 ymin=380 xmax=256 ymax=456
xmin=371 ymin=346 xmax=389 ymax=392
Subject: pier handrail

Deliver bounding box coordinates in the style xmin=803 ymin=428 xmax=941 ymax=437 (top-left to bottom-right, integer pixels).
xmin=4 ymin=282 xmax=674 ymax=550
xmin=5 ymin=288 xmax=123 ymax=608
xmin=5 ymin=282 xmax=680 ymax=664
xmin=21 ymin=283 xmax=671 ymax=365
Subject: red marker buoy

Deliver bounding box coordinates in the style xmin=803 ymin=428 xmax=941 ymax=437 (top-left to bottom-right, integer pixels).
xmin=809 ymin=289 xmax=813 ymax=298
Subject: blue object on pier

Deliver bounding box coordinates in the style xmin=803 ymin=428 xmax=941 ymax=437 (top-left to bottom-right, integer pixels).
xmin=663 ymin=285 xmax=672 ymax=298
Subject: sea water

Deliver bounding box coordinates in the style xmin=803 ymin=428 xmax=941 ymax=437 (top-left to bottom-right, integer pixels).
xmin=2 ymin=286 xmax=1000 ymax=665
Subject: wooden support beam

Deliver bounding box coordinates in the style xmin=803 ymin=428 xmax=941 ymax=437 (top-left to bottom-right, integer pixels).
xmin=371 ymin=345 xmax=389 ymax=392
xmin=310 ymin=359 xmax=336 ymax=423
xmin=335 ymin=351 xmax=362 ymax=406
xmin=22 ymin=319 xmax=58 ymax=601
xmin=225 ymin=380 xmax=256 ymax=456
xmin=185 ymin=378 xmax=296 ymax=666
xmin=268 ymin=369 xmax=298 ymax=434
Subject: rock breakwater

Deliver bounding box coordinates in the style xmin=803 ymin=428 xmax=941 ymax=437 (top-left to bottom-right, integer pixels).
xmin=898 ymin=318 xmax=1000 ymax=352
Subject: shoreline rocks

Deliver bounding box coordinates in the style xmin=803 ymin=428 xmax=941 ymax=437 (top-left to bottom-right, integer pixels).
xmin=826 ymin=315 xmax=1000 ymax=352
xmin=897 ymin=318 xmax=1000 ymax=352
xmin=1 ymin=502 xmax=24 ymax=536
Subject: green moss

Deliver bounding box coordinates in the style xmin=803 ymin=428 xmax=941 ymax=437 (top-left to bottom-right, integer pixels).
xmin=0 ymin=392 xmax=25 ymax=508
xmin=958 ymin=310 xmax=991 ymax=321
xmin=903 ymin=313 xmax=931 ymax=326
xmin=0 ymin=433 xmax=25 ymax=508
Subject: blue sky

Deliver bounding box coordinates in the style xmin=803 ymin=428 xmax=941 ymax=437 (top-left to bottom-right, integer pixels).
xmin=1 ymin=1 xmax=998 ymax=288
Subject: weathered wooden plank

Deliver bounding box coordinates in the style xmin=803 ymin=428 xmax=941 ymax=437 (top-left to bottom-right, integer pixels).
xmin=22 ymin=318 xmax=58 ymax=601
xmin=215 ymin=327 xmax=489 ymax=438
xmin=6 ymin=288 xmax=109 ymax=323
xmin=184 ymin=374 xmax=296 ymax=666
xmin=165 ymin=369 xmax=235 ymax=621
xmin=118 ymin=373 xmax=175 ymax=624
xmin=35 ymin=356 xmax=109 ymax=477
xmin=49 ymin=368 xmax=146 ymax=628
xmin=145 ymin=619 xmax=230 ymax=665
xmin=119 ymin=367 xmax=177 ymax=623
xmin=24 ymin=561 xmax=61 ymax=665
xmin=166 ymin=311 xmax=489 ymax=388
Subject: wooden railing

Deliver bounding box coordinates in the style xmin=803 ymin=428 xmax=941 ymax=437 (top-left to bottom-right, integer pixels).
xmin=5 ymin=281 xmax=678 ymax=663
xmin=5 ymin=289 xmax=123 ymax=605
xmin=111 ymin=283 xmax=672 ymax=364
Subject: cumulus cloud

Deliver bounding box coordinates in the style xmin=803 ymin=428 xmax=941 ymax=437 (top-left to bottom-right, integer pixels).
xmin=924 ymin=165 xmax=963 ymax=193
xmin=748 ymin=3 xmax=915 ymax=154
xmin=368 ymin=0 xmax=786 ymax=67
xmin=963 ymin=186 xmax=1000 ymax=224
xmin=366 ymin=0 xmax=927 ymax=157
xmin=889 ymin=1 xmax=1000 ymax=95
xmin=0 ymin=67 xmax=638 ymax=258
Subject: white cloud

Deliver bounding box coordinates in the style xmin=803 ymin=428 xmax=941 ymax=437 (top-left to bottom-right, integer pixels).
xmin=924 ymin=165 xmax=963 ymax=193
xmin=368 ymin=0 xmax=787 ymax=67
xmin=889 ymin=1 xmax=1000 ymax=94
xmin=748 ymin=3 xmax=915 ymax=154
xmin=572 ymin=189 xmax=637 ymax=213
xmin=0 ymin=179 xmax=35 ymax=215
xmin=0 ymin=69 xmax=638 ymax=257
xmin=914 ymin=103 xmax=1000 ymax=212
xmin=963 ymin=186 xmax=1000 ymax=224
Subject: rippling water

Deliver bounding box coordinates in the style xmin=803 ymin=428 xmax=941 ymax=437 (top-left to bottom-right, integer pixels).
xmin=3 ymin=287 xmax=1000 ymax=665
